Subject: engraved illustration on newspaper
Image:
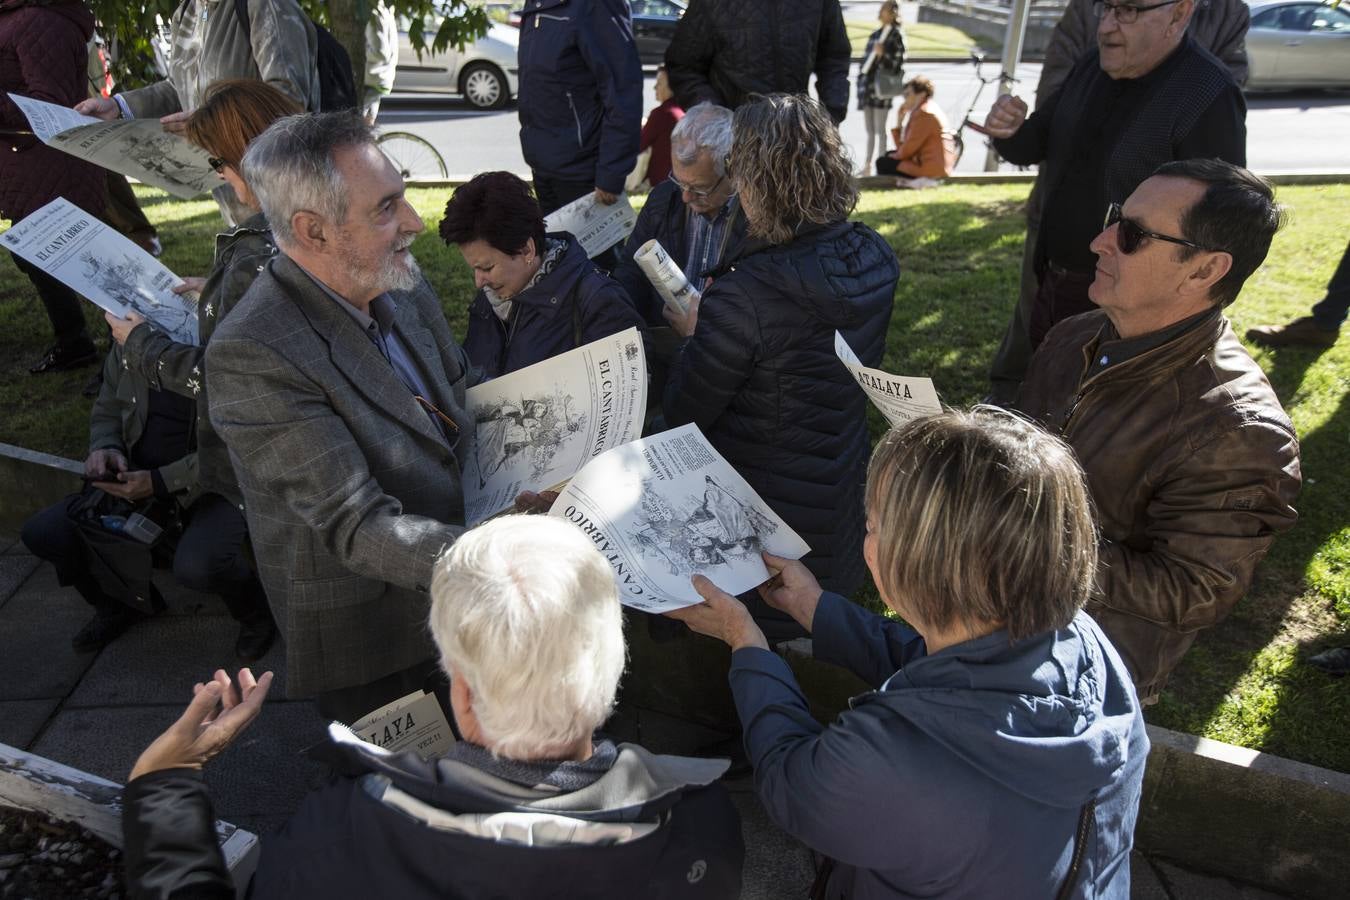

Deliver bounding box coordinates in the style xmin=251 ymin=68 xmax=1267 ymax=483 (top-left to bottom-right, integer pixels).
xmin=548 ymin=423 xmax=810 ymax=613
xmin=543 ymin=192 xmax=638 ymax=258
xmin=3 ymin=197 xmax=199 ymax=346
xmin=835 ymin=331 xmax=942 ymax=427
xmin=634 ymin=238 xmax=700 ymax=316
xmin=461 ymin=328 xmax=647 ymax=526
xmin=8 ymin=94 xmax=217 ymax=200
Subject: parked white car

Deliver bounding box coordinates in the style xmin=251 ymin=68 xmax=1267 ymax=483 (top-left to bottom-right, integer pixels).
xmin=1247 ymin=1 xmax=1350 ymax=90
xmin=393 ymin=21 xmax=519 ymax=109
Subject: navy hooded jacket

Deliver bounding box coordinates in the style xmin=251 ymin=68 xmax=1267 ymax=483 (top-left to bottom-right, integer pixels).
xmin=463 ymin=233 xmax=645 ymax=380
xmin=663 ymin=221 xmax=897 ymax=598
xmin=517 ymin=0 xmax=643 ymax=193
xmin=730 ymin=594 xmax=1149 ymax=899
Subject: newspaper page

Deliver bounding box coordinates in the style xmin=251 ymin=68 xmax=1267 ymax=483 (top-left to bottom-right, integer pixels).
xmin=2 ymin=198 xmax=199 ymax=345
xmin=462 ymin=327 xmax=647 ymax=526
xmin=549 ymin=423 xmax=811 ymax=613
xmin=835 ymin=331 xmax=941 ymax=427
xmin=8 ymin=94 xmax=217 ymax=200
xmin=349 ymin=689 xmax=455 ymax=759
xmin=543 ymin=192 xmax=637 ymax=258
xmin=634 ymin=238 xmax=700 ymax=315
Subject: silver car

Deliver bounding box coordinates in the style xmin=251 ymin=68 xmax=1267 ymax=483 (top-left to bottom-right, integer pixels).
xmin=393 ymin=21 xmax=520 ymax=109
xmin=1246 ymin=1 xmax=1350 ymax=90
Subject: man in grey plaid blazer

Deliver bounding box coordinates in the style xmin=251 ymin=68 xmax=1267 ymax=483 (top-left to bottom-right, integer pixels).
xmin=207 ymin=113 xmax=472 ymax=721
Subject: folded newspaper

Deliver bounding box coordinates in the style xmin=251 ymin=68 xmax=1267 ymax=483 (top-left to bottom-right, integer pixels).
xmin=634 ymin=238 xmax=699 ymax=316
xmin=3 ymin=197 xmax=199 ymax=346
xmin=462 ymin=328 xmax=647 ymax=525
xmin=835 ymin=331 xmax=942 ymax=427
xmin=8 ymin=94 xmax=217 ymax=200
xmin=548 ymin=423 xmax=810 ymax=613
xmin=348 ymin=689 xmax=455 ymax=759
xmin=543 ymin=192 xmax=637 ymax=259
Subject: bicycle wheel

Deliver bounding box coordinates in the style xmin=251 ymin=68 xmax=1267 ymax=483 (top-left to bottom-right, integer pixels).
xmin=377 ymin=131 xmax=448 ymax=180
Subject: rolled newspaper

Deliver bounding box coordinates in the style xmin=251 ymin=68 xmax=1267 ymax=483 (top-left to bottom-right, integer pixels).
xmin=634 ymin=239 xmax=700 ymax=316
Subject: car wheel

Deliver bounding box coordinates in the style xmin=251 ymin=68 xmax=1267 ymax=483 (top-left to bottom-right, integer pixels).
xmin=460 ymin=62 xmax=508 ymax=110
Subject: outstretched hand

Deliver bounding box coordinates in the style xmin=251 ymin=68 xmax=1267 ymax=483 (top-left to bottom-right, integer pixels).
xmin=129 ymin=669 xmax=273 ymax=781
xmin=664 ymin=575 xmax=769 ymax=652
xmin=757 ymin=552 xmax=823 ymax=633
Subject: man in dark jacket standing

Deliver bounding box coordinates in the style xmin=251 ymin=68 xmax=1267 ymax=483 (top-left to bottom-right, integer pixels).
xmin=1015 ymin=159 xmax=1301 ymax=704
xmin=984 ymin=0 xmax=1246 ymax=397
xmin=665 ymin=0 xmax=851 ymax=124
xmin=516 ymin=0 xmax=642 ymax=274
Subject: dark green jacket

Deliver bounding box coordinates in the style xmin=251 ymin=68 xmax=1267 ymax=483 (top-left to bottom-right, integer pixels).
xmin=123 ymin=213 xmax=276 ymax=507
xmin=90 ymin=344 xmax=199 ymax=506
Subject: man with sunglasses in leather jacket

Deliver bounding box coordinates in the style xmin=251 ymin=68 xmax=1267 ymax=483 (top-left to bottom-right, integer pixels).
xmin=1014 ymin=159 xmax=1301 ymax=705
xmin=983 ymin=0 xmax=1246 ymax=390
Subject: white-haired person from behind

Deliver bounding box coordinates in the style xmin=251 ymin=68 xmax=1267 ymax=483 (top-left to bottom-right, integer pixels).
xmin=119 ymin=516 xmax=744 ymax=898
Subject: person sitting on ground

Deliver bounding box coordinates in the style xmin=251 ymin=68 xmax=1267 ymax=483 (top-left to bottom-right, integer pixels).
xmin=875 ymin=75 xmax=954 ymax=188
xmin=120 ymin=515 xmax=745 ymax=898
xmin=613 ymin=102 xmax=748 ymax=327
xmin=439 ymin=171 xmax=645 ymax=380
xmin=636 ymin=66 xmax=685 ymax=188
xmin=662 ymin=94 xmax=896 ymax=636
xmin=668 ymin=407 xmax=1148 ymax=898
xmin=20 ymin=337 xmax=273 ymax=660
xmin=1014 ymin=159 xmax=1301 ymax=704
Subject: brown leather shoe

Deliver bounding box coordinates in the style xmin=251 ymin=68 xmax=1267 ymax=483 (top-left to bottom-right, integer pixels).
xmin=1246 ymin=317 xmax=1338 ymax=349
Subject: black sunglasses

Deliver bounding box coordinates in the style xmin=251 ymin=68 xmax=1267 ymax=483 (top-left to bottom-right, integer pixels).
xmin=1103 ymin=202 xmax=1212 ymax=255
xmin=207 ymin=156 xmax=229 ymax=174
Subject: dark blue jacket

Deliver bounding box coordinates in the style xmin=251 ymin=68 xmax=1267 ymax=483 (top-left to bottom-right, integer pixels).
xmin=730 ymin=595 xmax=1149 ymax=899
xmin=518 ymin=0 xmax=642 ymax=193
xmin=663 ymin=221 xmax=896 ymax=597
xmin=612 ymin=179 xmax=750 ymax=325
xmin=463 ymin=234 xmax=646 ymax=380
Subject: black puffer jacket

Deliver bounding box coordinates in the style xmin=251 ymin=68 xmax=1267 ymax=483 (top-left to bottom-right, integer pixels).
xmin=663 ymin=221 xmax=897 ymax=598
xmin=664 ymin=0 xmax=852 ymax=124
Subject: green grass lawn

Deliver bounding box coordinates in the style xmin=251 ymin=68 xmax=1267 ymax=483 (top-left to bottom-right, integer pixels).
xmin=2 ymin=182 xmax=1347 ymax=771
xmin=846 ymin=19 xmax=995 ymax=58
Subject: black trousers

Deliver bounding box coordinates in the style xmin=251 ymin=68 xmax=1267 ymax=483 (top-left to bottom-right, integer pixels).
xmin=531 ymin=173 xmax=621 ymax=272
xmin=8 ymin=251 xmax=92 ymax=348
xmin=315 ymin=659 xmax=446 ymax=726
xmin=21 ymin=491 xmax=270 ymax=624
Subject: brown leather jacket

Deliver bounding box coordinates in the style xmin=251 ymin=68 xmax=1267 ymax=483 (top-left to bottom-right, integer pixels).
xmin=1015 ymin=309 xmax=1300 ymax=701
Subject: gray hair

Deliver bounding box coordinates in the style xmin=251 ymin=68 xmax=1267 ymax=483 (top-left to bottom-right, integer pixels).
xmin=241 ymin=112 xmax=377 ymax=247
xmin=671 ymin=102 xmax=734 ymax=176
xmin=428 ymin=516 xmax=625 ymax=759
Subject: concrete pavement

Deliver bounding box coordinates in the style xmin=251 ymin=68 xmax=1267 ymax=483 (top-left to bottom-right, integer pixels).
xmin=0 ymin=529 xmax=1303 ymax=898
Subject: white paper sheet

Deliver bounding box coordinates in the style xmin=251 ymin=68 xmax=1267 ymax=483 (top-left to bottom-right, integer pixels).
xmin=461 ymin=328 xmax=647 ymax=526
xmin=549 ymin=423 xmax=810 ymax=613
xmin=634 ymin=238 xmax=699 ymax=315
xmin=835 ymin=331 xmax=942 ymax=427
xmin=350 ymin=689 xmax=456 ymax=759
xmin=543 ymin=192 xmax=637 ymax=258
xmin=2 ymin=198 xmax=199 ymax=345
xmin=8 ymin=93 xmax=218 ymax=200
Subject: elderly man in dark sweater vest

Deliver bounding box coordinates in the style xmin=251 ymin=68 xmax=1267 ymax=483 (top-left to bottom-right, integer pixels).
xmin=983 ymin=0 xmax=1246 ymax=394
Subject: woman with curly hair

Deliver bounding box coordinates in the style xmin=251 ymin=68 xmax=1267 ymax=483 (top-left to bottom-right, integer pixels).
xmin=662 ymin=94 xmax=897 ymax=636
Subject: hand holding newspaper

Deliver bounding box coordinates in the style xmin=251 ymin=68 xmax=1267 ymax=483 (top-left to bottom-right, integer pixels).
xmin=2 ymin=198 xmax=199 ymax=346
xmin=548 ymin=424 xmax=810 ymax=613
xmin=461 ymin=328 xmax=647 ymax=525
xmin=8 ymin=94 xmax=217 ymax=200
xmin=835 ymin=331 xmax=942 ymax=427
xmin=543 ymin=192 xmax=637 ymax=258
xmin=634 ymin=239 xmax=700 ymax=316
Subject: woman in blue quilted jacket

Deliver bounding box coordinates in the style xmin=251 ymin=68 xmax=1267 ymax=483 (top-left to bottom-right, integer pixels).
xmin=662 ymin=94 xmax=897 ymax=635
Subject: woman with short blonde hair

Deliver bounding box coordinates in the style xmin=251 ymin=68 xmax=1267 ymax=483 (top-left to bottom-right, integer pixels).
xmin=662 ymin=95 xmax=897 ymax=631
xmin=670 ymin=407 xmax=1148 ymax=898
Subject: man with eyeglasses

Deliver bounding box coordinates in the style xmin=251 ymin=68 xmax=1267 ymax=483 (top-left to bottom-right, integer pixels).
xmin=613 ymin=103 xmax=748 ymax=326
xmin=1015 ymin=159 xmax=1301 ymax=706
xmin=982 ymin=0 xmax=1246 ymax=402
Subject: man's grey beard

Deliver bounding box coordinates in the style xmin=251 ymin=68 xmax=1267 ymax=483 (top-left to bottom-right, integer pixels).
xmin=383 ymin=251 xmax=421 ymax=293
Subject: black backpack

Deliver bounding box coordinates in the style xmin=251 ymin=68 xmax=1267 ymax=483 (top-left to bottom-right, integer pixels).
xmin=233 ymin=0 xmax=359 ymax=113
